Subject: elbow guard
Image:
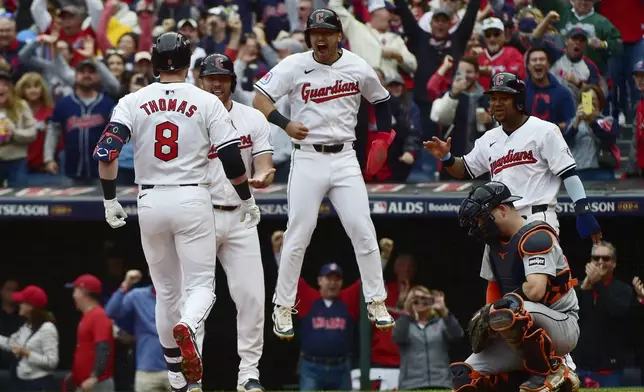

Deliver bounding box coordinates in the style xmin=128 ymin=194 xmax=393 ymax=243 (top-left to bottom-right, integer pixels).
xmin=217 ymin=142 xmax=247 ymax=179
xmin=373 ymin=99 xmax=392 ymax=131
xmin=93 ymin=123 xmax=131 ymax=162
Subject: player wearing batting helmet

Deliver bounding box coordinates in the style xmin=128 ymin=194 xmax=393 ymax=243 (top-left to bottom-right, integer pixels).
xmin=199 ymin=53 xmax=275 ymax=392
xmin=451 ymin=181 xmax=580 ymax=392
xmin=424 ymin=71 xmax=601 ymax=242
xmin=200 ymin=53 xmax=237 ymax=94
xmin=304 ymin=8 xmax=343 ymax=50
xmin=151 ymin=32 xmax=192 ymax=74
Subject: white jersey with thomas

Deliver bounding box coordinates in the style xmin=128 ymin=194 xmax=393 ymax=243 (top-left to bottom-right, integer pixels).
xmin=110 ymin=82 xmax=240 ymax=185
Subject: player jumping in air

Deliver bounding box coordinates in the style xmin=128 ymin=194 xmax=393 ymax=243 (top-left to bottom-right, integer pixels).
xmin=200 ymin=53 xmax=274 ymax=392
xmin=453 ymin=181 xmax=580 ymax=392
xmin=93 ymin=32 xmax=260 ymax=392
xmin=252 ymin=8 xmax=396 ymax=340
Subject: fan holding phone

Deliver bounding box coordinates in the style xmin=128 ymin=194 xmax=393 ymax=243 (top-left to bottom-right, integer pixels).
xmin=393 ymin=285 xmax=464 ymax=389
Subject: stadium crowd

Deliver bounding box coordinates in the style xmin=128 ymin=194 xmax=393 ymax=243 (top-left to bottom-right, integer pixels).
xmin=0 ymin=0 xmax=641 ymax=187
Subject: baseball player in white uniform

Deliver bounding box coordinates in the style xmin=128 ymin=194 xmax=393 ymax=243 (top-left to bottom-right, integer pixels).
xmin=93 ymin=33 xmax=261 ymax=392
xmin=200 ymin=53 xmax=274 ymax=392
xmin=252 ymin=8 xmax=396 ymax=340
xmin=424 ymin=72 xmax=602 ymax=241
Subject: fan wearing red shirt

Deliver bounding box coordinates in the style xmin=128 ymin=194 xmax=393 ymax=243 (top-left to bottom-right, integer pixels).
xmin=477 ymin=17 xmax=525 ymax=89
xmin=63 ymin=274 xmax=115 ymax=392
xmin=31 ymin=3 xmax=96 ymax=66
xmin=631 ymin=60 xmax=644 ymax=177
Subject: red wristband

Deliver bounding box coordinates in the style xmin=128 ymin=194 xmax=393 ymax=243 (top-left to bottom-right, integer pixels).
xmin=638 ymin=296 xmax=644 ymax=305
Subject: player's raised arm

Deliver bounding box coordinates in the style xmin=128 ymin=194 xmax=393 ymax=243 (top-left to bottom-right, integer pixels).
xmin=423 ymin=137 xmax=468 ymax=179
xmin=93 ymin=99 xmax=132 ymax=229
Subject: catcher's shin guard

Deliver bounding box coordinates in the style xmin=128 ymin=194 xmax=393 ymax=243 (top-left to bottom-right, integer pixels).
xmin=488 ymin=293 xmax=555 ymax=375
xmin=450 ymin=362 xmax=493 ymax=392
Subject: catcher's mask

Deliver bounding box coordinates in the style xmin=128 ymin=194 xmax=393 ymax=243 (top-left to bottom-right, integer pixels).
xmin=458 ymin=182 xmax=522 ymax=244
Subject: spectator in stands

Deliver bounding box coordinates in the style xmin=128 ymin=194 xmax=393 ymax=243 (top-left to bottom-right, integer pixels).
xmin=14 ymin=72 xmax=61 ymax=185
xmin=177 ymin=19 xmax=206 ymax=84
xmin=64 ymin=274 xmax=115 ymax=392
xmin=17 ymin=35 xmax=75 ymax=103
xmin=255 ymin=26 xmax=305 ymax=69
xmin=198 ymin=7 xmax=229 ymax=55
xmin=328 ymin=0 xmax=417 ymax=80
xmin=393 ymin=286 xmax=463 ymax=390
xmin=0 ymin=70 xmax=36 ymax=188
xmin=526 ymin=8 xmax=563 ymax=49
xmin=0 ymin=285 xmax=58 ymax=391
xmin=627 ymin=60 xmax=644 ymax=178
xmin=430 ymin=56 xmax=492 ymax=180
xmin=106 ymin=269 xmax=170 ymax=392
xmin=290 ymin=0 xmax=313 ymax=32
xmin=30 ymin=3 xmax=98 ymax=66
xmin=533 ymin=26 xmax=603 ymax=102
xmin=525 ymin=47 xmax=576 ymax=131
xmin=394 ymin=0 xmax=480 ymax=140
xmin=118 ymin=73 xmax=151 ymax=186
xmin=534 ymin=0 xmax=622 ymax=78
xmin=133 ymin=51 xmax=153 ymax=80
xmin=564 ymin=84 xmax=619 ymax=181
xmin=365 ymin=73 xmax=421 ymax=183
xmin=0 ymin=279 xmax=22 ymax=374
xmin=0 ymin=17 xmax=25 ymax=82
xmin=294 ymin=263 xmax=358 ymax=391
xmin=477 ymin=17 xmax=525 ymax=89
xmin=634 ymin=276 xmax=644 ymax=304
xmin=104 ymin=50 xmax=130 ymax=98
xmin=44 ymin=60 xmax=115 ymax=186
xmin=418 ymin=0 xmax=467 ymax=35
xmin=597 ymin=0 xmax=644 ymax=123
xmin=573 ymin=241 xmax=633 ymax=388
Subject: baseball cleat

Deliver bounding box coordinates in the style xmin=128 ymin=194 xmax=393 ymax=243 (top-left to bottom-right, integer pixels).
xmin=186 ymin=383 xmax=203 ymax=392
xmin=173 ymin=323 xmax=203 ymax=383
xmin=272 ymin=305 xmax=296 ymax=340
xmin=367 ymin=300 xmax=395 ymax=329
xmin=237 ymin=378 xmax=265 ymax=392
xmin=519 ymin=358 xmax=569 ymax=392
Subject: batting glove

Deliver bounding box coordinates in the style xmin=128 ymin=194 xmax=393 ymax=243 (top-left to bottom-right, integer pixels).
xmin=240 ymin=196 xmax=261 ymax=229
xmin=104 ymin=198 xmax=128 ymax=229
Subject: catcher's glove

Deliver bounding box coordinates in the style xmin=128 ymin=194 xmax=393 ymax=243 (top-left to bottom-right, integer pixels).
xmin=468 ymin=303 xmax=492 ymax=353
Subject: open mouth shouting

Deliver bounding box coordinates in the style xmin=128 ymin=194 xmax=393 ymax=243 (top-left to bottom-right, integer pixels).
xmin=316 ymin=41 xmax=329 ymax=55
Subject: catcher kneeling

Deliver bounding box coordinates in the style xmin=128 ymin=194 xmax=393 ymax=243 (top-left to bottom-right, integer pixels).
xmin=452 ymin=182 xmax=581 ymax=392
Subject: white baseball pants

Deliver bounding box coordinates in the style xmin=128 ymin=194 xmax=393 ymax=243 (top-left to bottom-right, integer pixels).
xmin=274 ymin=146 xmax=387 ymax=306
xmin=137 ymin=185 xmax=217 ymax=349
xmin=214 ymin=208 xmax=265 ymax=385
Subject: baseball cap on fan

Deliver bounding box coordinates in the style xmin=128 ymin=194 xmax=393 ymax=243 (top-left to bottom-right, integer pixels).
xmin=368 ymin=0 xmax=395 ymax=13
xmin=319 ymin=263 xmax=343 ymax=277
xmin=135 ymin=51 xmax=152 ymax=63
xmin=178 ymin=19 xmax=198 ymax=30
xmin=482 ymin=17 xmax=505 ymax=32
xmin=65 ymin=274 xmax=102 ymax=294
xmin=59 ymin=5 xmax=84 ymax=17
xmin=432 ymin=7 xmax=452 ymax=19
xmin=12 ymin=285 xmax=48 ymax=308
xmin=634 ymin=59 xmax=644 ymax=74
xmin=566 ymin=27 xmax=589 ymax=40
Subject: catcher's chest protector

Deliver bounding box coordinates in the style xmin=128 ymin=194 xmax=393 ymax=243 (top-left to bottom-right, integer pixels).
xmin=488 ymin=221 xmax=547 ymax=293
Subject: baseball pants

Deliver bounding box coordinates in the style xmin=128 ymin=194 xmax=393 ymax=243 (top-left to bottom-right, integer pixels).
xmin=137 ymin=185 xmax=217 ymax=349
xmin=214 ymin=208 xmax=265 ymax=385
xmin=274 ymin=146 xmax=387 ymax=306
xmin=465 ymin=301 xmax=580 ymax=375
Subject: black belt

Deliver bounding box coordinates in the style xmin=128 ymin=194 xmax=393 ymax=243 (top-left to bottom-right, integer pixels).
xmin=213 ymin=205 xmax=239 ymax=211
xmin=141 ymin=184 xmax=198 ymax=190
xmin=532 ymin=204 xmax=548 ymax=214
xmin=294 ymin=143 xmax=345 ymax=153
xmin=301 ymin=354 xmax=348 ymax=366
